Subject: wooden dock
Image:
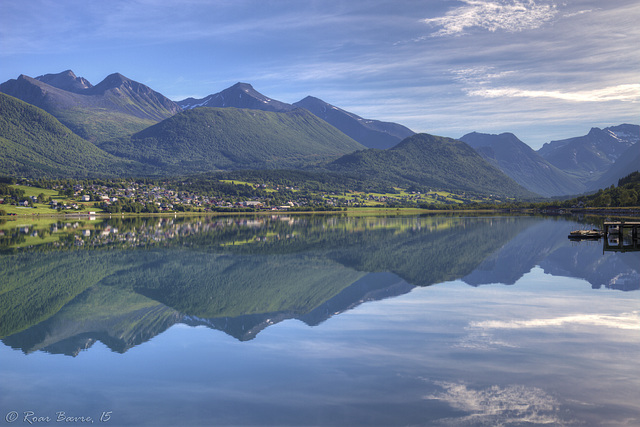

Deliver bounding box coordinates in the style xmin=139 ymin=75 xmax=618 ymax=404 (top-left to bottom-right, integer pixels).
xmin=603 ymin=221 xmax=640 ymax=252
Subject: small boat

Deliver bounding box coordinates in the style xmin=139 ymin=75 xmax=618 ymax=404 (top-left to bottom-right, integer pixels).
xmin=568 ymin=229 xmax=603 ymax=239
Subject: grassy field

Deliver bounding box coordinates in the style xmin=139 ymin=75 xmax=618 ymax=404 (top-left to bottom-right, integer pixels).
xmin=12 ymin=184 xmax=60 ymax=199
xmin=1 ymin=184 xmax=103 ymax=216
xmin=325 ymin=188 xmax=481 ymax=206
xmin=219 ymin=179 xmax=278 ymax=193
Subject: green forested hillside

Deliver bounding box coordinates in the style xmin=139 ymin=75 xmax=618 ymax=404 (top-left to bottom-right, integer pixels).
xmin=326 ymin=133 xmax=536 ymax=198
xmin=0 ymin=93 xmax=145 ymax=178
xmin=98 ymin=107 xmax=366 ymax=172
xmin=571 ymin=171 xmax=640 ymax=207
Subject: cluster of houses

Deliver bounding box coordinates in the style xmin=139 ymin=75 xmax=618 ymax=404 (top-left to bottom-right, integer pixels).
xmin=53 ymin=182 xmax=301 ymax=212
xmin=5 ymin=181 xmax=474 ymax=214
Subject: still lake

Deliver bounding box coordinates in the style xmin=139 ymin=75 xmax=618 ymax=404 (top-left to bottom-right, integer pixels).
xmin=0 ymin=214 xmax=638 ymax=426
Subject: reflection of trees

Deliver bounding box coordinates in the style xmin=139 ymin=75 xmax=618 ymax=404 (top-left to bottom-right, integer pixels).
xmin=0 ymin=250 xmax=137 ymax=337
xmin=116 ymin=251 xmax=366 ymax=318
xmin=2 ymin=285 xmax=181 ymax=355
xmin=0 ymin=230 xmax=26 ymax=248
xmin=0 ymin=215 xmax=535 ymax=350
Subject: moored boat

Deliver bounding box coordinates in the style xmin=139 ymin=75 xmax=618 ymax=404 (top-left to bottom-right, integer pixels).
xmin=568 ymin=229 xmax=603 ymax=239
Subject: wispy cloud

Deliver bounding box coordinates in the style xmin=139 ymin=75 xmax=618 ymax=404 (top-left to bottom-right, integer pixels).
xmin=423 ymin=0 xmax=558 ymax=36
xmin=451 ymin=66 xmax=517 ymax=85
xmin=562 ymin=8 xmax=597 ymax=18
xmin=467 ymin=84 xmax=640 ymax=102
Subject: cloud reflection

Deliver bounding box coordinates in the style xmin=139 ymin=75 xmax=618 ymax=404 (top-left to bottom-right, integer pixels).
xmin=425 ymin=381 xmax=564 ymax=426
xmin=471 ymin=311 xmax=640 ymax=331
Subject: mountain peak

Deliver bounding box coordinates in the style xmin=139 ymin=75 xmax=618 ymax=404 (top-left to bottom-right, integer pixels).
xmin=178 ymin=82 xmax=293 ymax=112
xmin=98 ymin=72 xmax=130 ymax=87
xmin=88 ymin=73 xmax=144 ymax=96
xmin=35 ymin=70 xmax=93 ymax=93
xmin=230 ymin=82 xmax=254 ymax=90
xmin=460 ymin=131 xmax=527 ymax=151
xmin=587 ymin=127 xmax=603 ymax=136
xmin=299 ymin=95 xmax=322 ymax=103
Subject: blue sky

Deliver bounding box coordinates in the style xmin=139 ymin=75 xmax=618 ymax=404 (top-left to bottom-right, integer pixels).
xmin=1 ymin=0 xmax=638 ymax=149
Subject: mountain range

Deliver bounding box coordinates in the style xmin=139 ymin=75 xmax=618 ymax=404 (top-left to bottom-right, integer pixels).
xmin=460 ymin=132 xmax=586 ymax=197
xmin=460 ymin=125 xmax=639 ymax=197
xmin=0 ymin=70 xmax=181 ymax=143
xmin=1 ymin=69 xmax=638 ymax=198
xmin=538 ymin=124 xmax=639 ymax=182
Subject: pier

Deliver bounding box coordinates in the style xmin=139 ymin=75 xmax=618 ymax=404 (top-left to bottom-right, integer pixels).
xmin=603 ymin=221 xmax=640 ymax=252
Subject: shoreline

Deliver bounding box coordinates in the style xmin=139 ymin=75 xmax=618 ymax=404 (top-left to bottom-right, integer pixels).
xmin=2 ymin=206 xmax=640 ymax=221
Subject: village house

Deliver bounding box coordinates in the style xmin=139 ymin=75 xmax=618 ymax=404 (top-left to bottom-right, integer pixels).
xmin=243 ymin=201 xmax=263 ymax=208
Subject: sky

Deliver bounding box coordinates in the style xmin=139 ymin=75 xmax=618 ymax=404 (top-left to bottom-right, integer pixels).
xmin=1 ymin=0 xmax=638 ymax=150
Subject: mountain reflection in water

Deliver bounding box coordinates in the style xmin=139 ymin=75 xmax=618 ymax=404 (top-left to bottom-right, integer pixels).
xmin=1 ymin=215 xmax=637 ymax=356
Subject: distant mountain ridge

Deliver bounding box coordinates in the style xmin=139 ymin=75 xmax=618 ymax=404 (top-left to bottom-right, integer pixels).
xmin=461 ymin=125 xmax=639 ymax=196
xmin=460 ymin=132 xmax=586 ymax=197
xmin=178 ymin=83 xmax=414 ymax=149
xmin=537 ymin=124 xmax=639 ymax=183
xmin=293 ymin=96 xmax=414 ymax=149
xmin=590 ymin=142 xmax=640 ymax=190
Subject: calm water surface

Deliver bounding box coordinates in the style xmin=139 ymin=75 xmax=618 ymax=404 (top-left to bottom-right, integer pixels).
xmin=0 ymin=214 xmax=638 ymax=426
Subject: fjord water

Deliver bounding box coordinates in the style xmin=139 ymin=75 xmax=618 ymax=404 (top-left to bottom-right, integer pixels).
xmin=1 ymin=215 xmax=638 ymax=426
